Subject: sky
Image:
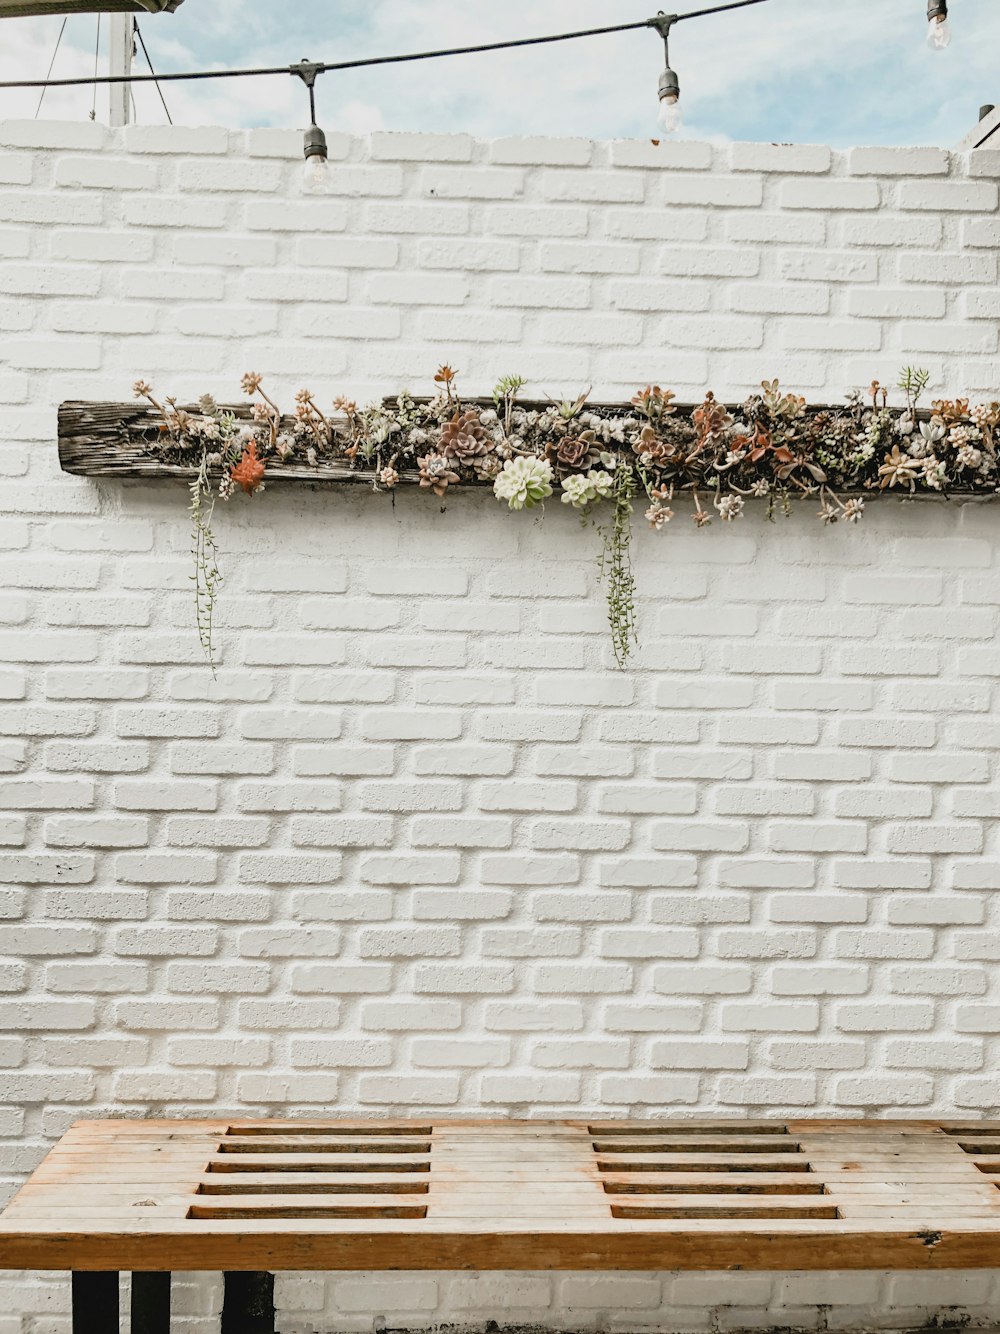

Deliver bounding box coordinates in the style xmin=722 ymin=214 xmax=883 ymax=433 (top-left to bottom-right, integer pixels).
xmin=0 ymin=0 xmax=993 ymax=149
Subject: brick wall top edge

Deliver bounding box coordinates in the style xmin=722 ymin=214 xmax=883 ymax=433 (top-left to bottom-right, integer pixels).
xmin=0 ymin=118 xmax=974 ymax=171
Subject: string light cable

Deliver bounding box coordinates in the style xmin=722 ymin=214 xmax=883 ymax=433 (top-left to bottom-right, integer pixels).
xmin=0 ymin=0 xmax=774 ymax=98
xmin=0 ymin=0 xmax=953 ymax=161
xmin=2 ymin=0 xmax=774 ymax=156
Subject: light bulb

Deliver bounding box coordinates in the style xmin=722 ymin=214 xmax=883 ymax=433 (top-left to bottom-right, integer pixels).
xmin=927 ymin=14 xmax=951 ymax=47
xmin=658 ymin=94 xmax=683 ymax=134
xmin=303 ymin=152 xmax=329 ymax=187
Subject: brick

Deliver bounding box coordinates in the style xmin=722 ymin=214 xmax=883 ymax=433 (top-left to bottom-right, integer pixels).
xmin=658 ymin=248 xmax=759 ymax=278
xmin=420 ymin=165 xmax=523 ymax=200
xmin=0 ymin=778 xmax=93 ymax=809
xmin=779 ymin=249 xmax=877 ymax=282
xmin=604 ymin=209 xmax=707 ymax=243
xmin=240 ymin=853 xmax=342 ymax=885
xmin=651 ymin=1039 xmax=749 ymax=1069
xmin=360 ymin=853 xmax=460 ymax=886
xmin=372 ymin=131 xmax=473 ymax=161
xmin=655 ymin=965 xmax=751 ymax=996
xmin=56 ymin=156 xmax=158 ymax=190
xmin=662 ymin=175 xmax=763 ymax=208
xmin=899 ymin=252 xmax=996 ymax=285
xmin=771 ymin=964 xmax=868 ymax=995
xmin=721 ymin=1002 xmax=820 ymax=1033
xmin=782 ymin=179 xmax=879 ymax=209
xmin=367 ymin=201 xmax=469 ymax=234
xmin=731 ymin=284 xmax=829 ymax=315
xmin=172 ymin=234 xmax=276 ymax=267
xmin=540 ymin=169 xmax=642 ymax=203
xmin=124 ymin=125 xmax=229 ymax=154
xmin=898 ymin=181 xmax=998 ymax=211
xmin=849 ymin=289 xmax=947 ymax=319
xmin=123 ymin=197 xmax=229 ymax=231
xmin=727 ymin=213 xmax=826 ymax=245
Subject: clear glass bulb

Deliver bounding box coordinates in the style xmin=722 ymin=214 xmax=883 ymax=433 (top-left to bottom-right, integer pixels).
xmin=927 ymin=15 xmax=951 ymax=48
xmin=303 ymin=153 xmax=329 ymax=188
xmin=658 ymin=94 xmax=683 ymax=134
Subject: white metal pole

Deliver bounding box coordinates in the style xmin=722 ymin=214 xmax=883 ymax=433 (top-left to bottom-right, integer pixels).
xmin=108 ymin=13 xmax=133 ymax=127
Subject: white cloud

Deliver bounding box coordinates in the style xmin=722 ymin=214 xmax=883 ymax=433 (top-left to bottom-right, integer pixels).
xmin=0 ymin=0 xmax=993 ymax=146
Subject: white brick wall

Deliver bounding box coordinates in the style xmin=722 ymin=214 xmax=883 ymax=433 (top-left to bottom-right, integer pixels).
xmin=1 ymin=121 xmax=1000 ymax=1330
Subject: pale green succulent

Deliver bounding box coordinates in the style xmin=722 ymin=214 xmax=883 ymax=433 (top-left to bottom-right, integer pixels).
xmin=561 ymin=469 xmax=615 ymax=510
xmin=493 ymin=456 xmax=553 ymax=510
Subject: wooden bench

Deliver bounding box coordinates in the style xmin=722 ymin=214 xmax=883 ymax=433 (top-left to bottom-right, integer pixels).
xmin=3 ymin=1118 xmax=1000 ymax=1333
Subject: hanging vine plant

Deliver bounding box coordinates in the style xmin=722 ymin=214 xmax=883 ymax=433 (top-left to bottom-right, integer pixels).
xmin=59 ymin=367 xmax=1000 ymax=671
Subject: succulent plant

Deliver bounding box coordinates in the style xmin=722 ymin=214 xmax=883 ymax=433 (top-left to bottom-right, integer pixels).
xmin=418 ymin=453 xmax=460 ymax=498
xmin=493 ymin=457 xmax=553 ymax=510
xmin=440 ymin=409 xmax=491 ymax=464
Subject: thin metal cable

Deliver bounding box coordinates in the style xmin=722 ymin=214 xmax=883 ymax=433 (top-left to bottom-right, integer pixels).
xmin=134 ymin=17 xmax=172 ymax=123
xmin=0 ymin=0 xmax=778 ymax=92
xmin=89 ymin=12 xmax=99 ymax=120
xmin=34 ymin=15 xmax=66 ymax=116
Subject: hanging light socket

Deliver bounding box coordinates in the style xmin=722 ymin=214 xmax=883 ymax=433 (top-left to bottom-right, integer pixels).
xmin=304 ymin=124 xmax=328 ymax=163
xmin=926 ymin=0 xmax=951 ymax=48
xmin=290 ymin=58 xmax=330 ymax=178
xmin=649 ymin=12 xmax=682 ymax=133
xmin=658 ymin=67 xmax=680 ymax=104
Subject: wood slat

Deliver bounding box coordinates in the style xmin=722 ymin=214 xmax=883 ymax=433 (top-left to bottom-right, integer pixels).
xmin=7 ymin=1118 xmax=1000 ymax=1271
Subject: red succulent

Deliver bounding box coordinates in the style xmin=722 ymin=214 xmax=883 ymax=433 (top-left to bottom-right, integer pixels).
xmin=231 ymin=440 xmax=266 ymax=495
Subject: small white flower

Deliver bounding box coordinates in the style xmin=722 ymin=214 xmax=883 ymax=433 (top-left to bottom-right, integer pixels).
xmin=716 ymin=494 xmax=745 ymax=522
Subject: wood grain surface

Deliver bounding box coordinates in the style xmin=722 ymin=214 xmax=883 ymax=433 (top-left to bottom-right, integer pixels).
xmin=3 ymin=1119 xmax=1000 ymax=1271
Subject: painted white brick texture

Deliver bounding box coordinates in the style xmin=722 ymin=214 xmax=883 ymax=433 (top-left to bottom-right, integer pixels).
xmin=1 ymin=123 xmax=1000 ymax=1329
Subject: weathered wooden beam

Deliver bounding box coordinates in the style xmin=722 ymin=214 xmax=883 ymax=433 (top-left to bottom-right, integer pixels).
xmin=57 ymin=399 xmax=990 ymax=503
xmin=57 ymin=401 xmax=401 ymax=486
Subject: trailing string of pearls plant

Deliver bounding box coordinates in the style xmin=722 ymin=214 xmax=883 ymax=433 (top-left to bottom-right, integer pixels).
xmin=132 ymin=366 xmax=1000 ymax=670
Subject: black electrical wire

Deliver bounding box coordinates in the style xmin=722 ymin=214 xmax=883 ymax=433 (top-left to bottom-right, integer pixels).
xmin=33 ymin=14 xmax=66 ymax=114
xmin=134 ymin=17 xmax=172 ymax=123
xmin=678 ymin=0 xmax=772 ymax=17
xmin=0 ymin=0 xmax=775 ymax=93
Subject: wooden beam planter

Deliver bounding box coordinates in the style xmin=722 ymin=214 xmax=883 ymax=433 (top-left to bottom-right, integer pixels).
xmin=55 ymin=371 xmax=1000 ymax=670
xmin=57 ymin=397 xmax=989 ymax=494
xmin=59 ymin=401 xmax=373 ymax=486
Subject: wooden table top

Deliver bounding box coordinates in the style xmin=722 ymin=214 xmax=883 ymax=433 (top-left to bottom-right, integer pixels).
xmin=4 ymin=1118 xmax=1000 ymax=1271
